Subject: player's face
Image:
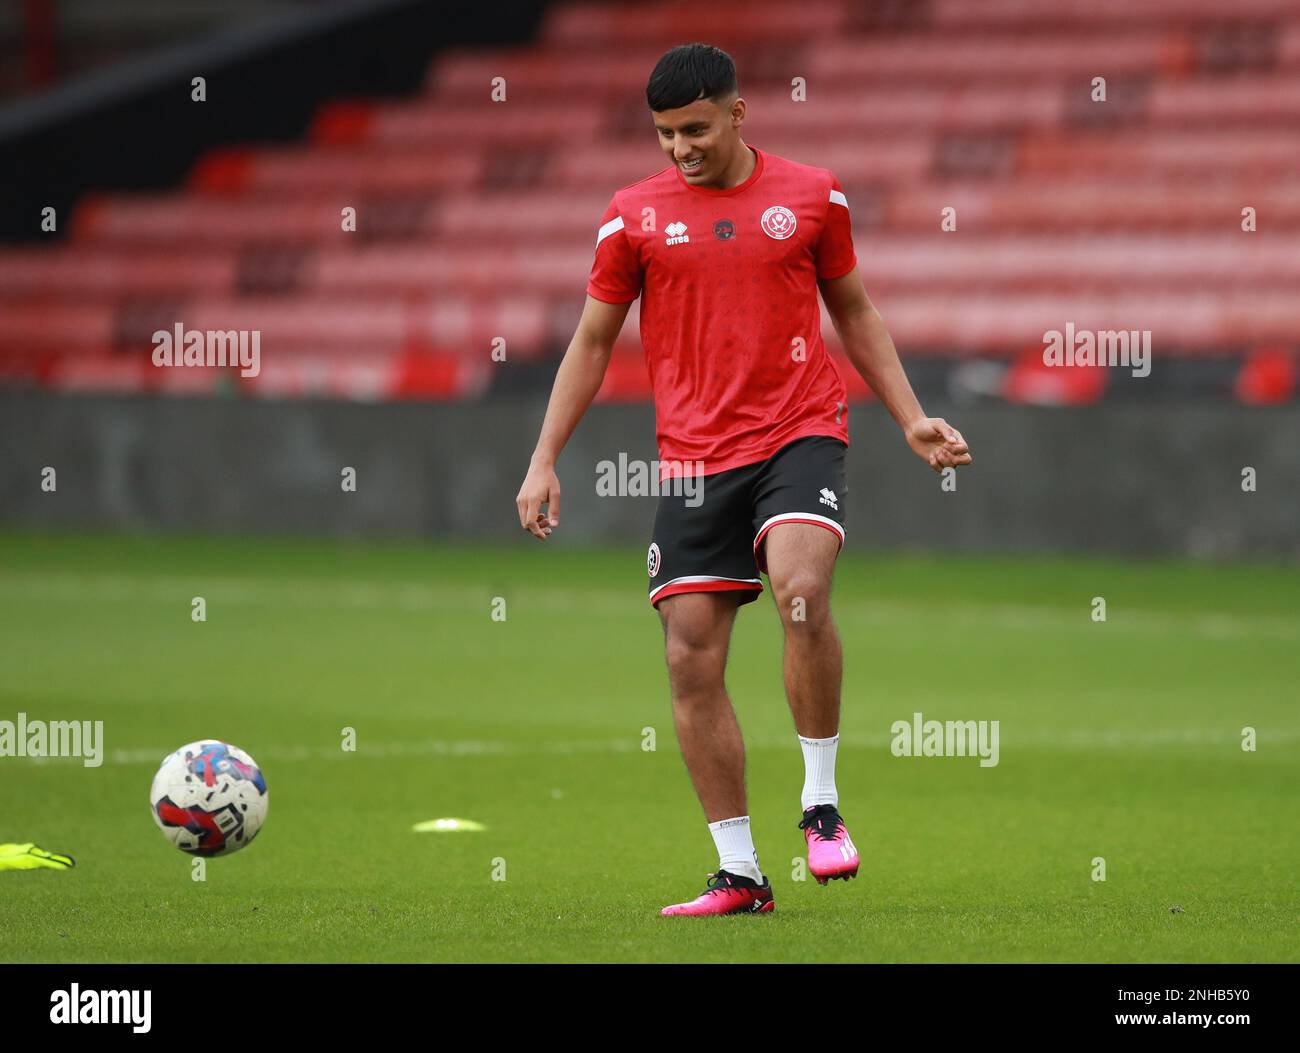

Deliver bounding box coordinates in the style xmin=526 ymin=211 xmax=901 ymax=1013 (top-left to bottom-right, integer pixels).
xmin=652 ymin=96 xmax=741 ymax=185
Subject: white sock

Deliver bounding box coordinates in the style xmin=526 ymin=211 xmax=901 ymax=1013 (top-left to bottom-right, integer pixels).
xmin=799 ymin=733 xmax=839 ymax=811
xmin=708 ymin=816 xmax=763 ymax=883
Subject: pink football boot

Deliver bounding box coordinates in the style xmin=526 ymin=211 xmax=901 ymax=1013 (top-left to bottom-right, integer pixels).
xmin=660 ymin=869 xmax=775 ymax=916
xmin=800 ymin=804 xmax=859 ymax=884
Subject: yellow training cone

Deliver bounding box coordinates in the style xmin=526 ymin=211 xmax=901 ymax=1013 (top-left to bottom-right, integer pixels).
xmin=412 ymin=818 xmax=487 ymax=833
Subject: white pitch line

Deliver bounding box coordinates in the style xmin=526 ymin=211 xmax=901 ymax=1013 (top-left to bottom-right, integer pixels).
xmin=9 ymin=728 xmax=1297 ymax=768
xmin=1 ymin=571 xmax=1298 ymax=639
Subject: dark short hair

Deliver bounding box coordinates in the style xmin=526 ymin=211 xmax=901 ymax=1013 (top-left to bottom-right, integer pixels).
xmin=645 ymin=43 xmax=738 ymax=112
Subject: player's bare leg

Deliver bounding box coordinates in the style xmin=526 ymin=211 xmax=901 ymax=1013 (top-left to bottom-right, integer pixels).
xmin=764 ymin=523 xmax=842 ymax=737
xmin=763 ymin=522 xmax=860 ymax=883
xmin=658 ymin=591 xmax=746 ymax=820
xmin=657 ymin=591 xmax=772 ymax=915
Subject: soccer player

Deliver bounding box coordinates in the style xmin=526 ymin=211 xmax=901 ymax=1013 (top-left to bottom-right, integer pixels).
xmin=515 ymin=43 xmax=971 ymax=916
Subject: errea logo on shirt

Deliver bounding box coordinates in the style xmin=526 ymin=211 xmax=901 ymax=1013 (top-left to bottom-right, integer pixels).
xmin=665 ymin=221 xmax=690 ymax=246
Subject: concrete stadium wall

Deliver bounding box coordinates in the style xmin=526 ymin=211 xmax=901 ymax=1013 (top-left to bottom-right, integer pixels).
xmin=1 ymin=393 xmax=1296 ymax=559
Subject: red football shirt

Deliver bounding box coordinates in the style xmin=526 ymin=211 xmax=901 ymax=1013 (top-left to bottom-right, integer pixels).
xmin=586 ymin=145 xmax=857 ymax=479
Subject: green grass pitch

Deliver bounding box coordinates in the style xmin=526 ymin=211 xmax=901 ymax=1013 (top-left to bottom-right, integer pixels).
xmin=0 ymin=530 xmax=1296 ymax=962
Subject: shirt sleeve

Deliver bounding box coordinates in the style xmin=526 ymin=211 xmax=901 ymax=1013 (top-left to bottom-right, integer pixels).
xmin=586 ymin=198 xmax=643 ymax=303
xmin=814 ymin=176 xmax=857 ymax=281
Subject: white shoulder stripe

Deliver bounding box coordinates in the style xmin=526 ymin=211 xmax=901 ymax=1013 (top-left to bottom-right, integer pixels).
xmin=829 ymin=188 xmax=849 ymax=209
xmin=596 ymin=215 xmax=625 ymax=246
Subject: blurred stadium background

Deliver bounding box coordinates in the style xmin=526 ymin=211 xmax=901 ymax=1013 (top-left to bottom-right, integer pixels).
xmin=0 ymin=0 xmax=1297 ymax=965
xmin=1 ymin=0 xmax=1298 ymax=553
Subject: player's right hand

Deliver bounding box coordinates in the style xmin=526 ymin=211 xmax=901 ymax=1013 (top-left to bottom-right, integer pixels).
xmin=515 ymin=462 xmax=561 ymax=541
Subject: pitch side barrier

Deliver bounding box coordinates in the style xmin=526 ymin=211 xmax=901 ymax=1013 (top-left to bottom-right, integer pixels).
xmin=2 ymin=392 xmax=1295 ymax=559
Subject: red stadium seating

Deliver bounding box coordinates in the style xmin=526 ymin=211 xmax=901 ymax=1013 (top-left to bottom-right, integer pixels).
xmin=2 ymin=0 xmax=1297 ymax=399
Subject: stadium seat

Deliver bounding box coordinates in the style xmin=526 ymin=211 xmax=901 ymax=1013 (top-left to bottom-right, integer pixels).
xmin=4 ymin=0 xmax=1298 ymax=397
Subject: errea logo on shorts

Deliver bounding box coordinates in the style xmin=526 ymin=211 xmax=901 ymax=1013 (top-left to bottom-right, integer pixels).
xmin=761 ymin=206 xmax=796 ymax=240
xmin=665 ymin=221 xmax=689 ymax=245
xmin=819 ymin=488 xmax=838 ymax=511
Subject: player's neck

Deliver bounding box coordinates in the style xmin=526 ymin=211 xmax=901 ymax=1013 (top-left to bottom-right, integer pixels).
xmin=710 ymin=142 xmax=756 ymax=190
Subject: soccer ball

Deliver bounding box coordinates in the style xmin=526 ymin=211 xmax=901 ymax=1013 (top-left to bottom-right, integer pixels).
xmin=149 ymin=741 xmax=268 ymax=856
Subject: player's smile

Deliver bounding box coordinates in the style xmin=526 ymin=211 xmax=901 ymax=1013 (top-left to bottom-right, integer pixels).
xmin=652 ymin=95 xmax=735 ymax=184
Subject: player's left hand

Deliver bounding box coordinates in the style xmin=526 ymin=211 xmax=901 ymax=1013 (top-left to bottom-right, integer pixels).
xmin=905 ymin=417 xmax=972 ymax=473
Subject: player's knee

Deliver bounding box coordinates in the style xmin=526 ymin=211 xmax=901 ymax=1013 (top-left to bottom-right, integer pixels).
xmin=770 ymin=572 xmax=831 ymax=627
xmin=663 ymin=624 xmax=727 ymax=694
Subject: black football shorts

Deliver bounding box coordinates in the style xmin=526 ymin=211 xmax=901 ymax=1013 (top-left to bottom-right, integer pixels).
xmin=647 ymin=434 xmax=847 ymax=608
